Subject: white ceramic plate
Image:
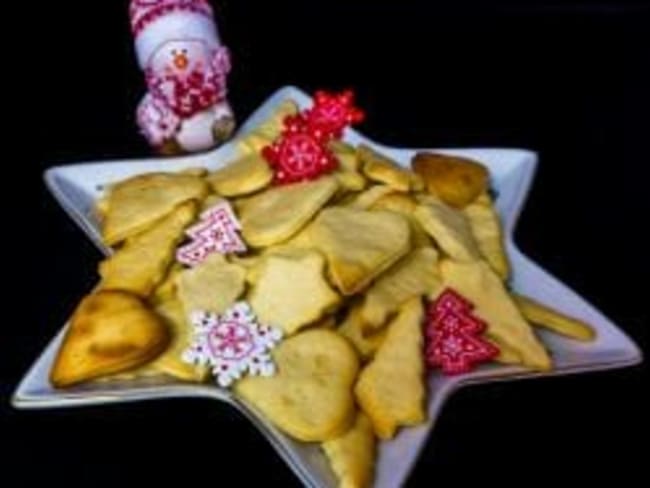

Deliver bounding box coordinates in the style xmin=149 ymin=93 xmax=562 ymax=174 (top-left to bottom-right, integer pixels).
xmin=14 ymin=86 xmax=642 ymax=488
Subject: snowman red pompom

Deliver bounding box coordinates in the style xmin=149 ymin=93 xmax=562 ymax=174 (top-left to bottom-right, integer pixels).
xmin=130 ymin=0 xmax=235 ymax=153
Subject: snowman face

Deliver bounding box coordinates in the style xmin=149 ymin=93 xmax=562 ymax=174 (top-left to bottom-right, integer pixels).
xmin=149 ymin=39 xmax=211 ymax=79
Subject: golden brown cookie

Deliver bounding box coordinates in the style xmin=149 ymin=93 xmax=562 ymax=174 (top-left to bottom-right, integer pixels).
xmin=355 ymin=298 xmax=426 ymax=439
xmin=322 ymin=412 xmax=377 ymax=488
xmin=176 ymin=253 xmax=247 ymax=317
xmin=412 ymin=152 xmax=489 ymax=208
xmin=248 ymin=249 xmax=340 ymax=335
xmin=206 ymin=154 xmax=273 ymax=197
xmin=50 ymin=291 xmax=169 ymax=388
xmin=101 ymin=173 xmax=208 ymax=245
xmin=512 ymin=294 xmax=596 ymax=341
xmin=464 ymin=192 xmax=510 ymax=280
xmin=237 ymin=177 xmax=339 ymax=247
xmin=99 ymin=201 xmax=197 ymax=297
xmin=360 ymin=247 xmax=441 ymax=330
xmin=235 ymin=329 xmax=359 ymax=442
xmin=309 ymin=207 xmax=412 ymax=295
xmin=436 ymin=260 xmax=552 ymax=371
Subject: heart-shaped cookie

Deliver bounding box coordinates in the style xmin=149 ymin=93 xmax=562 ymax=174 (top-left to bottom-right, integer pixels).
xmin=235 ymin=329 xmax=359 ymax=442
xmin=50 ymin=291 xmax=170 ymax=388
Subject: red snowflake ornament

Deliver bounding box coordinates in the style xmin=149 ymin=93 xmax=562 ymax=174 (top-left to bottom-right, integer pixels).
xmin=262 ymin=132 xmax=338 ymax=184
xmin=302 ymin=90 xmax=365 ymax=140
xmin=262 ymin=90 xmax=365 ymax=185
xmin=425 ymin=288 xmax=499 ymax=375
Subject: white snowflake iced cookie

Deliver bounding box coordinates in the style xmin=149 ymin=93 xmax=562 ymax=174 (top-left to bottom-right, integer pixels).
xmin=182 ymin=302 xmax=283 ymax=387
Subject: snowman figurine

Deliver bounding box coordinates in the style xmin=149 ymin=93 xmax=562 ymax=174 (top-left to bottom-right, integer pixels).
xmin=130 ymin=0 xmax=235 ymax=153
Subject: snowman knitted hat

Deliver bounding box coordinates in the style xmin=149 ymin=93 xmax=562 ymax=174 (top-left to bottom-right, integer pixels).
xmin=130 ymin=0 xmax=221 ymax=68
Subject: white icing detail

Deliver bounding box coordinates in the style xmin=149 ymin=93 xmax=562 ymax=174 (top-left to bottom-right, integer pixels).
xmin=183 ymin=302 xmax=283 ymax=388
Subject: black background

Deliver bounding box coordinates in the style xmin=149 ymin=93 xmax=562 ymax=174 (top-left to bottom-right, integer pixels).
xmin=4 ymin=1 xmax=649 ymax=486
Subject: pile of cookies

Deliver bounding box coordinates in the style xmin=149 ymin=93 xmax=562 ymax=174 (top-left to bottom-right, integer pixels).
xmin=50 ymin=98 xmax=595 ymax=488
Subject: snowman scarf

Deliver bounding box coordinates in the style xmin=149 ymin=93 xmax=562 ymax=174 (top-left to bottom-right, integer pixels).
xmin=144 ymin=46 xmax=230 ymax=119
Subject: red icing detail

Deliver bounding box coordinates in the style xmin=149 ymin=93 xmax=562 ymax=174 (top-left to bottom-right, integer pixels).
xmin=137 ymin=93 xmax=181 ymax=146
xmin=208 ymin=321 xmax=255 ymax=361
xmin=146 ymin=49 xmax=230 ymax=119
xmin=302 ymin=90 xmax=365 ymax=140
xmin=261 ymin=90 xmax=364 ymax=185
xmin=263 ymin=132 xmax=338 ymax=184
xmin=176 ymin=203 xmax=246 ymax=267
xmin=425 ymin=288 xmax=499 ymax=375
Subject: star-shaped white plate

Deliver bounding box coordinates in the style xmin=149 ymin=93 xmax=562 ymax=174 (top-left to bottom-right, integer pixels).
xmin=14 ymin=86 xmax=643 ymax=488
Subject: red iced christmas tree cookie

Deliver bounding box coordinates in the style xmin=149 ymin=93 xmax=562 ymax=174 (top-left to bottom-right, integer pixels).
xmin=425 ymin=288 xmax=499 ymax=375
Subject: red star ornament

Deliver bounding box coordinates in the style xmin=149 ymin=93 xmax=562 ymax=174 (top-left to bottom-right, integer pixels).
xmin=261 ymin=90 xmax=365 ymax=185
xmin=302 ymin=90 xmax=365 ymax=140
xmin=425 ymin=288 xmax=500 ymax=375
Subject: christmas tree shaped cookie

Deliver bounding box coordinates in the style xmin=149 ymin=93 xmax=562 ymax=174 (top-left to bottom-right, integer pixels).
xmin=322 ymin=412 xmax=376 ymax=488
xmin=355 ymin=298 xmax=426 ymax=439
xmin=437 ymin=259 xmax=551 ymax=370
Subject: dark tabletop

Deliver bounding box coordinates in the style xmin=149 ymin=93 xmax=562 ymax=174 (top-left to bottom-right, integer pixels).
xmin=5 ymin=1 xmax=649 ymax=486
